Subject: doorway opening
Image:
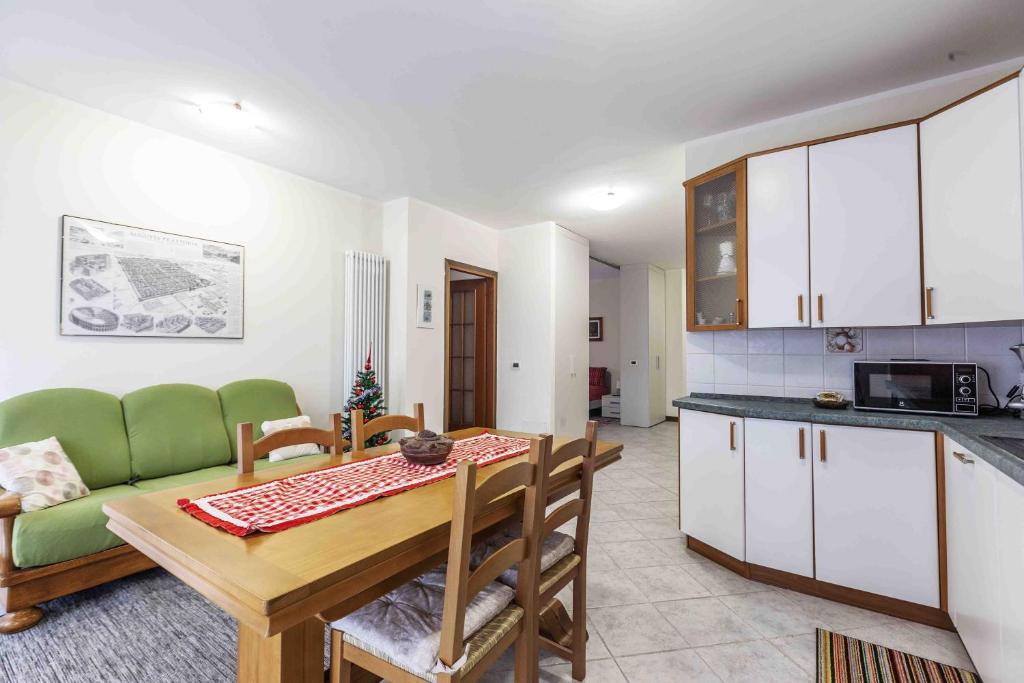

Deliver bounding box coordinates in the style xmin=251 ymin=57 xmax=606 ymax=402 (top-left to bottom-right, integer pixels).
xmin=444 ymin=259 xmax=497 ymax=431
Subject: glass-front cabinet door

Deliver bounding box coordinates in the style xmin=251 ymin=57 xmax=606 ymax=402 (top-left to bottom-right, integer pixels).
xmin=685 ymin=160 xmax=747 ymax=331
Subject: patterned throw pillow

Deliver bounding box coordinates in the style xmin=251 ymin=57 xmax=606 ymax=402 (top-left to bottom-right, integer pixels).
xmin=0 ymin=436 xmax=90 ymax=512
xmin=260 ymin=416 xmax=322 ymax=462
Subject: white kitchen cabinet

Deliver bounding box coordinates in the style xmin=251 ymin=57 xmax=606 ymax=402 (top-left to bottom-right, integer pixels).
xmin=996 ymin=461 xmax=1024 ymax=682
xmin=921 ymin=78 xmax=1024 ymax=324
xmin=744 ymin=418 xmax=813 ymax=576
xmin=679 ymin=409 xmax=745 ymax=560
xmin=945 ymin=437 xmax=1002 ymax=681
xmin=809 ymin=125 xmax=921 ymax=327
xmin=747 ymin=147 xmax=810 ymax=328
xmin=812 ymin=424 xmax=938 ymax=606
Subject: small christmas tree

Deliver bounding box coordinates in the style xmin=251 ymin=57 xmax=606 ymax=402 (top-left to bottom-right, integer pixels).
xmin=343 ymin=346 xmax=389 ymax=448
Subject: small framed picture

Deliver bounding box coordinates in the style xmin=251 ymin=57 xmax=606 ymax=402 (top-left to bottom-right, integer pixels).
xmin=416 ymin=285 xmax=434 ymax=328
xmin=589 ymin=317 xmax=603 ymax=342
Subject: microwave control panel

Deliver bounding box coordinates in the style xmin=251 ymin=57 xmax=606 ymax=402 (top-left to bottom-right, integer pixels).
xmin=953 ymin=363 xmax=978 ymax=415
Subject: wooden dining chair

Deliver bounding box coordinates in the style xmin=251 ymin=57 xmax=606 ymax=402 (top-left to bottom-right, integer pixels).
xmin=327 ymin=435 xmax=550 ymax=683
xmin=351 ymin=402 xmax=425 ymax=450
xmin=236 ymin=413 xmax=346 ymax=474
xmin=469 ymin=421 xmax=598 ymax=680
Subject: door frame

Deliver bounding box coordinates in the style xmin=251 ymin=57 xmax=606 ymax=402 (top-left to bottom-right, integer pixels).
xmin=444 ymin=259 xmax=497 ymax=430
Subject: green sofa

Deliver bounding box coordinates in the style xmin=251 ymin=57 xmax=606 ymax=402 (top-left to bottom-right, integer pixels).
xmin=0 ymin=378 xmax=320 ymax=632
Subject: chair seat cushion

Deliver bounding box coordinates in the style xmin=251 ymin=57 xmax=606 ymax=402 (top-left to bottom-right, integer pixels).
xmin=540 ymin=553 xmax=582 ymax=595
xmin=471 ymin=525 xmax=575 ymax=588
xmin=331 ymin=567 xmax=516 ymax=679
xmin=11 ymin=485 xmax=140 ymax=567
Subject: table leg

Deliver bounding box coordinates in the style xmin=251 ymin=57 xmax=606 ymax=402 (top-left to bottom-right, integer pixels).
xmin=238 ymin=618 xmax=324 ymax=683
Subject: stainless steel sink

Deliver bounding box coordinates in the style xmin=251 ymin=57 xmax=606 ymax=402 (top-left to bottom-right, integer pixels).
xmin=980 ymin=435 xmax=1024 ymax=460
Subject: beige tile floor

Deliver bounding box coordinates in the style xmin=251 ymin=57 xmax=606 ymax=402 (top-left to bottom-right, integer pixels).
xmin=481 ymin=419 xmax=977 ymax=682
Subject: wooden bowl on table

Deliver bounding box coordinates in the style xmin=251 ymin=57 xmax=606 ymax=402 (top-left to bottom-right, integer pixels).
xmin=398 ymin=431 xmax=454 ymax=466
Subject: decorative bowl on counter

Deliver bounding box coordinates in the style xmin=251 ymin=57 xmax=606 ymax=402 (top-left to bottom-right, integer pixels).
xmin=398 ymin=430 xmax=454 ymax=465
xmin=813 ymin=390 xmax=850 ymax=409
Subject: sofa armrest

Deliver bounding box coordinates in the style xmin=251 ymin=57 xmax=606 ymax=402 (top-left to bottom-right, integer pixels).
xmin=0 ymin=489 xmax=19 ymax=519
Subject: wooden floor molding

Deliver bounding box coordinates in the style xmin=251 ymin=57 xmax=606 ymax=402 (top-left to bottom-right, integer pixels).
xmin=686 ymin=536 xmax=955 ymax=631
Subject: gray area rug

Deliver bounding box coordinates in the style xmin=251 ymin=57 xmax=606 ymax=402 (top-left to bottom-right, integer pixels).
xmin=1 ymin=568 xmax=329 ymax=682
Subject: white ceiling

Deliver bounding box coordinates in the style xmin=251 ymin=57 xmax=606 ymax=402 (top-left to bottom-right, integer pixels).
xmin=2 ymin=1 xmax=1023 ymax=268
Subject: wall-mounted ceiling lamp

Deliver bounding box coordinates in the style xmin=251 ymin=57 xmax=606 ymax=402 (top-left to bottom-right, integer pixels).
xmin=590 ymin=189 xmax=624 ymax=211
xmin=197 ymin=101 xmax=256 ymax=130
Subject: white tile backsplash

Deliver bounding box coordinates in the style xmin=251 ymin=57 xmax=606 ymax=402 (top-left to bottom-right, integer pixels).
xmin=686 ymin=321 xmax=1024 ymax=401
xmin=714 ymin=330 xmax=748 ymax=354
xmin=784 ymin=354 xmax=824 ymax=388
xmin=747 ymin=329 xmax=784 ymax=355
xmin=783 ymin=328 xmax=824 ymax=354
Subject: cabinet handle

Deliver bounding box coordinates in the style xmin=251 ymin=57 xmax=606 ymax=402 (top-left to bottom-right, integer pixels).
xmin=819 ymin=430 xmax=827 ymax=462
xmin=735 ymin=299 xmax=744 ymax=326
xmin=729 ymin=422 xmax=736 ymax=451
xmin=798 ymin=427 xmax=806 ymax=459
xmin=953 ymin=451 xmax=974 ymax=465
xmin=797 ymin=295 xmax=804 ymax=323
xmin=817 ymin=294 xmax=824 ymax=323
xmin=925 ymin=287 xmax=935 ymax=320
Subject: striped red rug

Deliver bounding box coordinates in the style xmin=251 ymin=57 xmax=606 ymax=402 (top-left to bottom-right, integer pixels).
xmin=818 ymin=629 xmax=979 ymax=682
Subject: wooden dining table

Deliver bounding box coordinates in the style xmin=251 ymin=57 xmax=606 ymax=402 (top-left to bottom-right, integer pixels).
xmin=103 ymin=427 xmax=622 ymax=683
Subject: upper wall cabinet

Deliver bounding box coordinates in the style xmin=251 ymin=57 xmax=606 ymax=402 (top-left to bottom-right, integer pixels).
xmin=920 ymin=77 xmax=1024 ymax=324
xmin=685 ymin=161 xmax=747 ymax=331
xmin=747 ymin=147 xmax=810 ymax=328
xmin=809 ymin=125 xmax=922 ymax=327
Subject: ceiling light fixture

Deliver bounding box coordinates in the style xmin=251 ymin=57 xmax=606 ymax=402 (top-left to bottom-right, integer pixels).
xmin=591 ymin=189 xmax=624 ymax=211
xmin=197 ymin=101 xmax=256 ymax=130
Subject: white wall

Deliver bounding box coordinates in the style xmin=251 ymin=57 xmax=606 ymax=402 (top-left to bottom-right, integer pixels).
xmin=588 ymin=275 xmax=620 ymax=389
xmin=0 ymin=78 xmax=382 ymax=423
xmin=664 ymin=268 xmax=686 ymax=413
xmin=553 ymin=227 xmax=590 ymax=437
xmin=619 ymin=264 xmax=666 ymax=427
xmin=383 ymin=197 xmax=500 ymax=431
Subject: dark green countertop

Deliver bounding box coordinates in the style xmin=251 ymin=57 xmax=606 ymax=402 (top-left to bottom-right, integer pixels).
xmin=672 ymin=393 xmax=1024 ymax=487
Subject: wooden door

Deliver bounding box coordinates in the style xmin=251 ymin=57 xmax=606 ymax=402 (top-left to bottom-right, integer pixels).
xmin=809 ymin=125 xmax=921 ymax=327
xmin=744 ymin=418 xmax=814 ymax=577
xmin=946 ymin=437 xmax=1003 ymax=681
xmin=812 ymin=425 xmax=938 ymax=607
xmin=679 ymin=410 xmax=745 ymax=560
xmin=448 ymin=279 xmax=488 ymax=429
xmin=921 ymin=78 xmax=1024 ymax=324
xmin=685 ymin=160 xmax=748 ymax=331
xmin=747 ymin=147 xmax=811 ymax=327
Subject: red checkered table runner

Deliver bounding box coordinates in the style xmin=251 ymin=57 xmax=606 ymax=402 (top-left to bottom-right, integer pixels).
xmin=177 ymin=432 xmax=531 ymax=536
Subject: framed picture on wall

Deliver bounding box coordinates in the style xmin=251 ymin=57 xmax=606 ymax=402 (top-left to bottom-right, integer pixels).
xmin=589 ymin=317 xmax=603 ymax=341
xmin=59 ymin=215 xmax=245 ymax=338
xmin=416 ymin=284 xmax=435 ymax=328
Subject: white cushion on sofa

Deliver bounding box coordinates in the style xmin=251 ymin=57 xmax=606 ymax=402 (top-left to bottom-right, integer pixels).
xmin=260 ymin=415 xmax=321 ymax=461
xmin=0 ymin=436 xmax=90 ymax=512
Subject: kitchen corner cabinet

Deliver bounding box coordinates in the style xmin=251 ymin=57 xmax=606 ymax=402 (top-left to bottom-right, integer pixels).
xmin=744 ymin=418 xmax=813 ymax=577
xmin=920 ymin=78 xmax=1024 ymax=324
xmin=812 ymin=424 xmax=938 ymax=607
xmin=809 ymin=125 xmax=922 ymax=327
xmin=945 ymin=436 xmax=1024 ymax=683
xmin=685 ymin=161 xmax=747 ymax=331
xmin=747 ymin=147 xmax=811 ymax=328
xmin=679 ymin=409 xmax=745 ymax=559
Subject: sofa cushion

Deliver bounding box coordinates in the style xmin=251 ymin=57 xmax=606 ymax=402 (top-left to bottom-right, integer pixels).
xmin=122 ymin=384 xmax=232 ymax=480
xmin=218 ymin=379 xmax=300 ymax=458
xmin=12 ymin=485 xmax=139 ymax=568
xmin=0 ymin=436 xmax=90 ymax=512
xmin=132 ymin=465 xmax=238 ymax=493
xmin=0 ymin=388 xmax=132 ymax=490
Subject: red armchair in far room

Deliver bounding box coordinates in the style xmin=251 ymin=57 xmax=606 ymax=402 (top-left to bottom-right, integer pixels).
xmin=589 ymin=366 xmax=611 ymax=410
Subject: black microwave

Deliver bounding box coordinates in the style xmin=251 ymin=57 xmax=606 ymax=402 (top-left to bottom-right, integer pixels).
xmin=853 ymin=361 xmax=978 ymax=417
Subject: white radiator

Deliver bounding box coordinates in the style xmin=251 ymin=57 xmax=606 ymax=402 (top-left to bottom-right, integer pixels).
xmin=343 ymin=251 xmax=389 ymax=402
